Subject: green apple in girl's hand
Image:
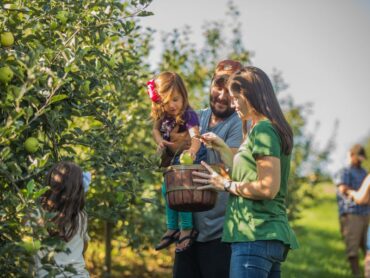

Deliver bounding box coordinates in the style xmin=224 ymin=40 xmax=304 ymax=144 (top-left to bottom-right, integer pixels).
xmin=180 ymin=152 xmax=193 ymax=165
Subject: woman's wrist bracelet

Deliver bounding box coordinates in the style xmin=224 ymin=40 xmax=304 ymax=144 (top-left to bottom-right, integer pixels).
xmin=223 ymin=179 xmax=233 ymax=192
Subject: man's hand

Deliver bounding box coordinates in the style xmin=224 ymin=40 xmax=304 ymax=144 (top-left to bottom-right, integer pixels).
xmin=338 ymin=184 xmax=350 ymax=196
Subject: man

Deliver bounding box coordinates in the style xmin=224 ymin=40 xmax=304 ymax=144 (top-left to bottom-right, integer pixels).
xmin=170 ymin=60 xmax=243 ymax=278
xmin=337 ymin=144 xmax=370 ymax=277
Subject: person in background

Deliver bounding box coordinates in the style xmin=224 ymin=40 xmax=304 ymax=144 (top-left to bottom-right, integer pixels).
xmin=193 ymin=66 xmax=299 ymax=277
xmin=34 ymin=161 xmax=91 ymax=277
xmin=336 ymin=144 xmax=370 ymax=277
xmin=171 ymin=60 xmax=243 ymax=278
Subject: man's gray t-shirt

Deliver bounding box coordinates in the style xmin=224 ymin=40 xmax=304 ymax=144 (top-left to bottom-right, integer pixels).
xmin=194 ymin=108 xmax=243 ymax=242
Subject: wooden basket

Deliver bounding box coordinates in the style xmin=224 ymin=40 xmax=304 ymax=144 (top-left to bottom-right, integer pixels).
xmin=164 ymin=164 xmax=223 ymax=212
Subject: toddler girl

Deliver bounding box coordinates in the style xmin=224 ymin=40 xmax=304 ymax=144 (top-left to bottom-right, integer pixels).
xmin=147 ymin=72 xmax=204 ymax=252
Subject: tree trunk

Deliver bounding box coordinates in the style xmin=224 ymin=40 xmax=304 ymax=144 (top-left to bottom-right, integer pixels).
xmin=103 ymin=221 xmax=113 ymax=278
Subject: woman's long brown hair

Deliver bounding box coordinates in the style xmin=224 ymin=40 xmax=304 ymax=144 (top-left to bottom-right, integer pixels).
xmin=228 ymin=66 xmax=293 ymax=155
xmin=41 ymin=161 xmax=86 ymax=241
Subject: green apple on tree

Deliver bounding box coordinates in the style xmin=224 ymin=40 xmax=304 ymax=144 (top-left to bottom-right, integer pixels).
xmin=0 ymin=66 xmax=14 ymax=84
xmin=0 ymin=32 xmax=14 ymax=47
xmin=23 ymin=137 xmax=39 ymax=153
xmin=81 ymin=80 xmax=91 ymax=94
xmin=50 ymin=21 xmax=58 ymax=30
xmin=179 ymin=152 xmax=193 ymax=165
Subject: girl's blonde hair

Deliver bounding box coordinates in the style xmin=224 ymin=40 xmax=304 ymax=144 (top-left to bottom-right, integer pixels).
xmin=150 ymin=72 xmax=189 ymax=125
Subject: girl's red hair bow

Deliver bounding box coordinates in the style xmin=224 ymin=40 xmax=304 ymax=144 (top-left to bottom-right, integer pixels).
xmin=147 ymin=79 xmax=161 ymax=103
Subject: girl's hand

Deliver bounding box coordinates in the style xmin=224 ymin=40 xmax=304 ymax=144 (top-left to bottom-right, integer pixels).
xmin=158 ymin=139 xmax=174 ymax=150
xmin=200 ymin=132 xmax=227 ymax=152
xmin=192 ymin=161 xmax=227 ymax=192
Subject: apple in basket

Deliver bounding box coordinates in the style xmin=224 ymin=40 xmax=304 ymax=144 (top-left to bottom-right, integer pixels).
xmin=179 ymin=152 xmax=193 ymax=165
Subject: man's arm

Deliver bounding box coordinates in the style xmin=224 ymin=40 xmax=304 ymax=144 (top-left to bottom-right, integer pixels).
xmin=336 ymin=168 xmax=351 ymax=196
xmin=338 ymin=184 xmax=350 ymax=196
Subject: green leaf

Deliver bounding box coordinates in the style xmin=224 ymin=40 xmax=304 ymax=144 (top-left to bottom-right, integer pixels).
xmin=0 ymin=147 xmax=12 ymax=161
xmin=137 ymin=11 xmax=154 ymax=17
xmin=49 ymin=94 xmax=68 ymax=104
xmin=33 ymin=187 xmax=49 ymax=199
xmin=26 ymin=180 xmax=35 ymax=198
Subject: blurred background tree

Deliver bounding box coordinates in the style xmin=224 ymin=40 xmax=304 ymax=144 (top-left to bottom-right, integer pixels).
xmin=361 ymin=135 xmax=370 ymax=172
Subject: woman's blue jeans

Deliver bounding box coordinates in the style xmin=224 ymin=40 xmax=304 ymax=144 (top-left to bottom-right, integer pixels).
xmin=230 ymin=240 xmax=289 ymax=278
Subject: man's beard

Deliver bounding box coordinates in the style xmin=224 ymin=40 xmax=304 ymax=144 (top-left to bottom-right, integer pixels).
xmin=353 ymin=161 xmax=363 ymax=167
xmin=210 ymin=97 xmax=235 ymax=119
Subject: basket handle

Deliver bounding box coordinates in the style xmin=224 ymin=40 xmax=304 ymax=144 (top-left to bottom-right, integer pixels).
xmin=166 ymin=186 xmax=199 ymax=193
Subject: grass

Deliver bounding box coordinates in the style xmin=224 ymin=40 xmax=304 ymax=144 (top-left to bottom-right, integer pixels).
xmin=282 ymin=183 xmax=356 ymax=277
xmin=85 ymin=183 xmax=360 ymax=277
xmin=85 ymin=241 xmax=174 ymax=277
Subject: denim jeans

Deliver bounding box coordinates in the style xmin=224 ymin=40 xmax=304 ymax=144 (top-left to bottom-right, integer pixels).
xmin=367 ymin=226 xmax=370 ymax=251
xmin=230 ymin=240 xmax=289 ymax=278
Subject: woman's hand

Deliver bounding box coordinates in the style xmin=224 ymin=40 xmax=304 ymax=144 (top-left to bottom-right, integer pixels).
xmin=200 ymin=132 xmax=227 ymax=153
xmin=192 ymin=161 xmax=228 ymax=192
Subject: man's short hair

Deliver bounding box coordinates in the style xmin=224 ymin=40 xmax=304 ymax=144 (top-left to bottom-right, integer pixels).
xmin=350 ymin=144 xmax=367 ymax=159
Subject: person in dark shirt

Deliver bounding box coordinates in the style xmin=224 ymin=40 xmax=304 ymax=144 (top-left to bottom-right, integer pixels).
xmin=336 ymin=144 xmax=370 ymax=277
xmin=170 ymin=60 xmax=244 ymax=278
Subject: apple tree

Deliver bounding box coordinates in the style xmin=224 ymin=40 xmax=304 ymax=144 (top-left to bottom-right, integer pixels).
xmin=0 ymin=0 xmax=161 ymax=276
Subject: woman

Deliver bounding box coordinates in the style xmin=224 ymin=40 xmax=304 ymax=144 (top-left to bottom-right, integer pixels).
xmin=193 ymin=66 xmax=299 ymax=277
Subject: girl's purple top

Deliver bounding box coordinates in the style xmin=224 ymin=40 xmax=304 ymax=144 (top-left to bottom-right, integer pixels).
xmin=160 ymin=106 xmax=199 ymax=141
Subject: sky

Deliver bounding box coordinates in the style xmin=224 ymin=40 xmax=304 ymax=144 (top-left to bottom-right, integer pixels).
xmin=140 ymin=0 xmax=370 ymax=174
